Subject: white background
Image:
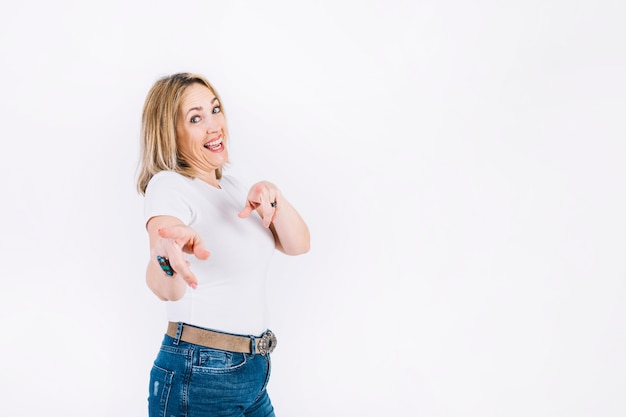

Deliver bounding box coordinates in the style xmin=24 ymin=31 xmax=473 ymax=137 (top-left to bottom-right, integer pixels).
xmin=1 ymin=1 xmax=625 ymax=416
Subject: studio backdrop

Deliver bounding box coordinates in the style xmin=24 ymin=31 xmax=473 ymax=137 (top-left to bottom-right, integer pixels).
xmin=1 ymin=1 xmax=625 ymax=416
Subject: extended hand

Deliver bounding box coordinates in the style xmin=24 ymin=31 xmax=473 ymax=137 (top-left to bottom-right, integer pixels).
xmin=151 ymin=224 xmax=210 ymax=289
xmin=238 ymin=181 xmax=281 ymax=228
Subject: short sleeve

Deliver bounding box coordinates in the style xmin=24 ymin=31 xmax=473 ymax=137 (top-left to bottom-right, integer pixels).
xmin=144 ymin=171 xmax=194 ymax=226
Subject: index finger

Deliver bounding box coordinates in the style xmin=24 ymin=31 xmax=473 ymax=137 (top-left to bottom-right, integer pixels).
xmin=158 ymin=226 xmax=210 ymax=260
xmin=158 ymin=224 xmax=193 ymax=241
xmin=238 ymin=201 xmax=255 ymax=219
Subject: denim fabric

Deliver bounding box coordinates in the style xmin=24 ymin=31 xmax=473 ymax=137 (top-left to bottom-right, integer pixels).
xmin=148 ymin=330 xmax=275 ymax=417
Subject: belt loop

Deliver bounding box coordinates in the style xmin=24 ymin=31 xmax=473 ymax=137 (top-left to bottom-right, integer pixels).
xmin=173 ymin=322 xmax=183 ymax=346
xmin=249 ymin=336 xmax=256 ymax=356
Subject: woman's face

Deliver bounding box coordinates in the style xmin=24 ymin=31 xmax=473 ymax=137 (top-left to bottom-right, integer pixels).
xmin=176 ymin=83 xmax=228 ymax=175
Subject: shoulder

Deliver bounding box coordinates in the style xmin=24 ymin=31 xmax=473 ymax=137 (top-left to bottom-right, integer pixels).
xmin=143 ymin=171 xmax=195 ymax=222
xmin=146 ymin=171 xmax=193 ymax=192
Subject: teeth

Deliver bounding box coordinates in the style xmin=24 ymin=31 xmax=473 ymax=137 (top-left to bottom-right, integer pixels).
xmin=205 ymin=138 xmax=222 ymax=149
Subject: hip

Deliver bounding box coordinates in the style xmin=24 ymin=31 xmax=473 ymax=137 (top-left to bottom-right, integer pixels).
xmin=148 ymin=324 xmax=275 ymax=416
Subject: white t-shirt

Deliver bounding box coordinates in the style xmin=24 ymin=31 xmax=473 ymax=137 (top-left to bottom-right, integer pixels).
xmin=144 ymin=171 xmax=275 ymax=336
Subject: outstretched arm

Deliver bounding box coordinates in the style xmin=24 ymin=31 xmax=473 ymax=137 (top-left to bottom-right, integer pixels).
xmin=239 ymin=181 xmax=310 ymax=255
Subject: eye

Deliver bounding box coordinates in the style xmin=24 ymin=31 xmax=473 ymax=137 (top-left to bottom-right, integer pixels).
xmin=190 ymin=115 xmax=201 ymax=123
xmin=212 ymin=106 xmax=221 ymax=114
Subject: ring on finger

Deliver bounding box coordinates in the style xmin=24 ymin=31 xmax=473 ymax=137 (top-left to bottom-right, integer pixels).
xmin=156 ymin=255 xmax=175 ymax=276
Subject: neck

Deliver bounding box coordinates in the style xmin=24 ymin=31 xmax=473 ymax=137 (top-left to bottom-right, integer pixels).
xmin=195 ymin=170 xmax=221 ymax=189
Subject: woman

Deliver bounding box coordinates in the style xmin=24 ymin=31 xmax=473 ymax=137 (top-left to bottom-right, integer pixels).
xmin=136 ymin=72 xmax=310 ymax=416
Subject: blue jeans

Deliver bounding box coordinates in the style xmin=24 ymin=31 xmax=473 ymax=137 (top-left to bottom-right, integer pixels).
xmin=148 ymin=329 xmax=275 ymax=417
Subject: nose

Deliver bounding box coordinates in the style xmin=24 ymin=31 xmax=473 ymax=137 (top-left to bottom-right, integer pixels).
xmin=205 ymin=114 xmax=220 ymax=133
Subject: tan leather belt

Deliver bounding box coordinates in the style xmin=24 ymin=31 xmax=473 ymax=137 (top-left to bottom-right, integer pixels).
xmin=166 ymin=322 xmax=277 ymax=355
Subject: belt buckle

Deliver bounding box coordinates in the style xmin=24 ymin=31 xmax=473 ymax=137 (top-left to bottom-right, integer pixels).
xmin=257 ymin=330 xmax=277 ymax=355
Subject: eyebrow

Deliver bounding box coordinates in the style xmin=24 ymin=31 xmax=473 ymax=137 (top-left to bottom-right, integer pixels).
xmin=185 ymin=97 xmax=219 ymax=116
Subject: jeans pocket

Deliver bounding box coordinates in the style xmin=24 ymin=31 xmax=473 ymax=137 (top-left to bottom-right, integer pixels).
xmin=148 ymin=364 xmax=174 ymax=417
xmin=193 ymin=348 xmax=248 ymax=374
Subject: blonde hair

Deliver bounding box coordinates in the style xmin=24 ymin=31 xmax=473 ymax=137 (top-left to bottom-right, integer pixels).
xmin=136 ymin=72 xmax=226 ymax=195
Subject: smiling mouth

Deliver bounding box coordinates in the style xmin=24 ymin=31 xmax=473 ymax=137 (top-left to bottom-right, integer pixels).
xmin=204 ymin=137 xmax=224 ymax=152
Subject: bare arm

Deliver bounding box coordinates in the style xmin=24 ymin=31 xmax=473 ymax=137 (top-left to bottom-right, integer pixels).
xmin=145 ymin=215 xmax=210 ymax=301
xmin=238 ymin=181 xmax=310 ymax=255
